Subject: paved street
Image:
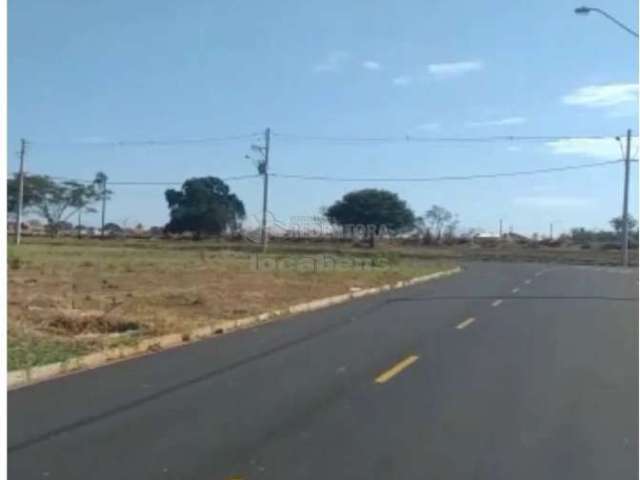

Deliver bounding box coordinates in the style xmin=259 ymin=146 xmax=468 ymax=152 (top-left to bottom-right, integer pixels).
xmin=8 ymin=262 xmax=638 ymax=479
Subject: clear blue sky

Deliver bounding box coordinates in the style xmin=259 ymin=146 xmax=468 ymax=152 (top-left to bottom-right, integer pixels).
xmin=8 ymin=0 xmax=639 ymax=235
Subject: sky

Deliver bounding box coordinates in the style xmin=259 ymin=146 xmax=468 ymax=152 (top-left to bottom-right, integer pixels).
xmin=7 ymin=0 xmax=639 ymax=235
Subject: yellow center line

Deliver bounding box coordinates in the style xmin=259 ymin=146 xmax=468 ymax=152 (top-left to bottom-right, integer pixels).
xmin=374 ymin=355 xmax=419 ymax=384
xmin=456 ymin=317 xmax=476 ymax=330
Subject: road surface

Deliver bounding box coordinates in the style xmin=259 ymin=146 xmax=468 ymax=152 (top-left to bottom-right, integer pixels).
xmin=8 ymin=262 xmax=638 ymax=479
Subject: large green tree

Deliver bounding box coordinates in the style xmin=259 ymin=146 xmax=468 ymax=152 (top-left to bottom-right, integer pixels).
xmin=325 ymin=189 xmax=415 ymax=246
xmin=164 ymin=177 xmax=246 ymax=238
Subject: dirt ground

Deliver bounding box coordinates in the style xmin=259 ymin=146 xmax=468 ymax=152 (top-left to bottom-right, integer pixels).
xmin=7 ymin=237 xmax=454 ymax=369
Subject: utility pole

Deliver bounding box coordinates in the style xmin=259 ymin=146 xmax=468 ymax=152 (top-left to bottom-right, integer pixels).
xmin=499 ymin=219 xmax=503 ymax=238
xmin=100 ymin=176 xmax=107 ymax=237
xmin=260 ymin=128 xmax=271 ymax=251
xmin=621 ymin=128 xmax=632 ymax=267
xmin=15 ymin=139 xmax=26 ymax=245
xmin=549 ymin=222 xmax=553 ymax=240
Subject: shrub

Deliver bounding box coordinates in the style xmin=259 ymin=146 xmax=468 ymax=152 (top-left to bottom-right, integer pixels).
xmin=9 ymin=255 xmax=22 ymax=270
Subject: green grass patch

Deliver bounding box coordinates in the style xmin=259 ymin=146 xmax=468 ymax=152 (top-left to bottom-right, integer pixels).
xmin=8 ymin=332 xmax=93 ymax=371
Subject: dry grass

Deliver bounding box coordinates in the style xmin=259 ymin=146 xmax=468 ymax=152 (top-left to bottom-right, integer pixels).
xmin=8 ymin=237 xmax=454 ymax=369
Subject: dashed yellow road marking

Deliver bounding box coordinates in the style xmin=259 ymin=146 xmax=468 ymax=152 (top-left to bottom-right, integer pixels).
xmin=491 ymin=299 xmax=503 ymax=307
xmin=374 ymin=355 xmax=419 ymax=384
xmin=456 ymin=317 xmax=476 ymax=330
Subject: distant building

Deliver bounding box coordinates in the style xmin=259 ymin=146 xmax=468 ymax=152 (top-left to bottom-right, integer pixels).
xmin=474 ymin=232 xmax=501 ymax=241
xmin=7 ymin=220 xmax=46 ymax=235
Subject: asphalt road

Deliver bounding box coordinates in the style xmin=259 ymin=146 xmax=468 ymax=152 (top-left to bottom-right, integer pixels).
xmin=8 ymin=262 xmax=638 ymax=479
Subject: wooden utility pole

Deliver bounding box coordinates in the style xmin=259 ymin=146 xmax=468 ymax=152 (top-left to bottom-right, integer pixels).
xmin=15 ymin=139 xmax=26 ymax=245
xmin=260 ymin=128 xmax=271 ymax=251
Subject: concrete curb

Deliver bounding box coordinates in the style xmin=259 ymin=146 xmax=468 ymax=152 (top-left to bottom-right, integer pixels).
xmin=8 ymin=266 xmax=461 ymax=390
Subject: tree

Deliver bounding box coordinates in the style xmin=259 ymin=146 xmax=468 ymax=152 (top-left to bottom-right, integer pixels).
xmin=7 ymin=174 xmax=102 ymax=236
xmin=39 ymin=180 xmax=101 ymax=236
xmin=7 ymin=174 xmax=55 ymax=217
xmin=443 ymin=215 xmax=460 ymax=242
xmin=424 ymin=205 xmax=457 ymax=242
xmin=324 ymin=189 xmax=415 ymax=247
xmin=103 ymin=222 xmax=123 ymax=235
xmin=164 ymin=177 xmax=246 ymax=238
xmin=93 ymin=171 xmax=111 ymax=234
xmin=570 ymin=227 xmax=615 ymax=243
xmin=610 ymin=214 xmax=637 ymax=236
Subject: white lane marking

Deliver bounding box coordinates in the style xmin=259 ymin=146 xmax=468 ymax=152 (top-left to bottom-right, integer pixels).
xmin=534 ymin=271 xmax=543 ymax=277
xmin=491 ymin=299 xmax=503 ymax=307
xmin=524 ymin=279 xmax=532 ymax=285
xmin=512 ymin=287 xmax=520 ymax=293
xmin=456 ymin=317 xmax=476 ymax=330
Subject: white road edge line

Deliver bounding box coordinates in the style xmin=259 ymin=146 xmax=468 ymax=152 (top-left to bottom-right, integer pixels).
xmin=456 ymin=317 xmax=476 ymax=330
xmin=491 ymin=299 xmax=503 ymax=307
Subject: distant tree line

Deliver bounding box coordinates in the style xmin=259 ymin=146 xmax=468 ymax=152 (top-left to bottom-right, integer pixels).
xmin=8 ymin=173 xmax=636 ymax=247
xmin=569 ymin=215 xmax=638 ymax=245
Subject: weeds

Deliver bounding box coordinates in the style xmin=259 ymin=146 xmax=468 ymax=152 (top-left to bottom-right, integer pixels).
xmin=8 ymin=237 xmax=457 ymax=370
xmin=9 ymin=255 xmax=22 ymax=270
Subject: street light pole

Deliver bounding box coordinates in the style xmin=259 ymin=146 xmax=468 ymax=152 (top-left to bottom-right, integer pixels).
xmin=574 ymin=6 xmax=639 ymax=38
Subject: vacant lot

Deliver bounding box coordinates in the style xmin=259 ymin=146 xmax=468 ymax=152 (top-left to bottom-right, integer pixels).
xmin=7 ymin=237 xmax=454 ymax=370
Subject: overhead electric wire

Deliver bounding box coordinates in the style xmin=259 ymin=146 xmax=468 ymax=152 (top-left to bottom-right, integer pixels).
xmin=270 ymin=159 xmax=623 ymax=183
xmin=272 ymin=132 xmax=618 ymax=144
xmin=29 ymin=159 xmax=628 ymax=186
xmin=46 ymin=174 xmax=260 ymax=185
xmin=27 ymin=131 xmax=623 ymax=147
xmin=29 ymin=133 xmax=262 ymax=148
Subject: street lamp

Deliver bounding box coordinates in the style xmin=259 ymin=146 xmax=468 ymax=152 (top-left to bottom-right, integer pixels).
xmin=574 ymin=6 xmax=639 ymax=38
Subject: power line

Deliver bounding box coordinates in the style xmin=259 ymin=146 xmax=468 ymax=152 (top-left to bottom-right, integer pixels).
xmin=29 ymin=133 xmax=262 ymax=148
xmin=272 ymin=132 xmax=618 ymax=144
xmin=27 ymin=159 xmax=627 ymax=186
xmin=26 ymin=132 xmax=621 ymax=147
xmin=111 ymin=174 xmax=260 ymax=185
xmin=46 ymin=174 xmax=260 ymax=185
xmin=270 ymin=159 xmax=623 ymax=183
